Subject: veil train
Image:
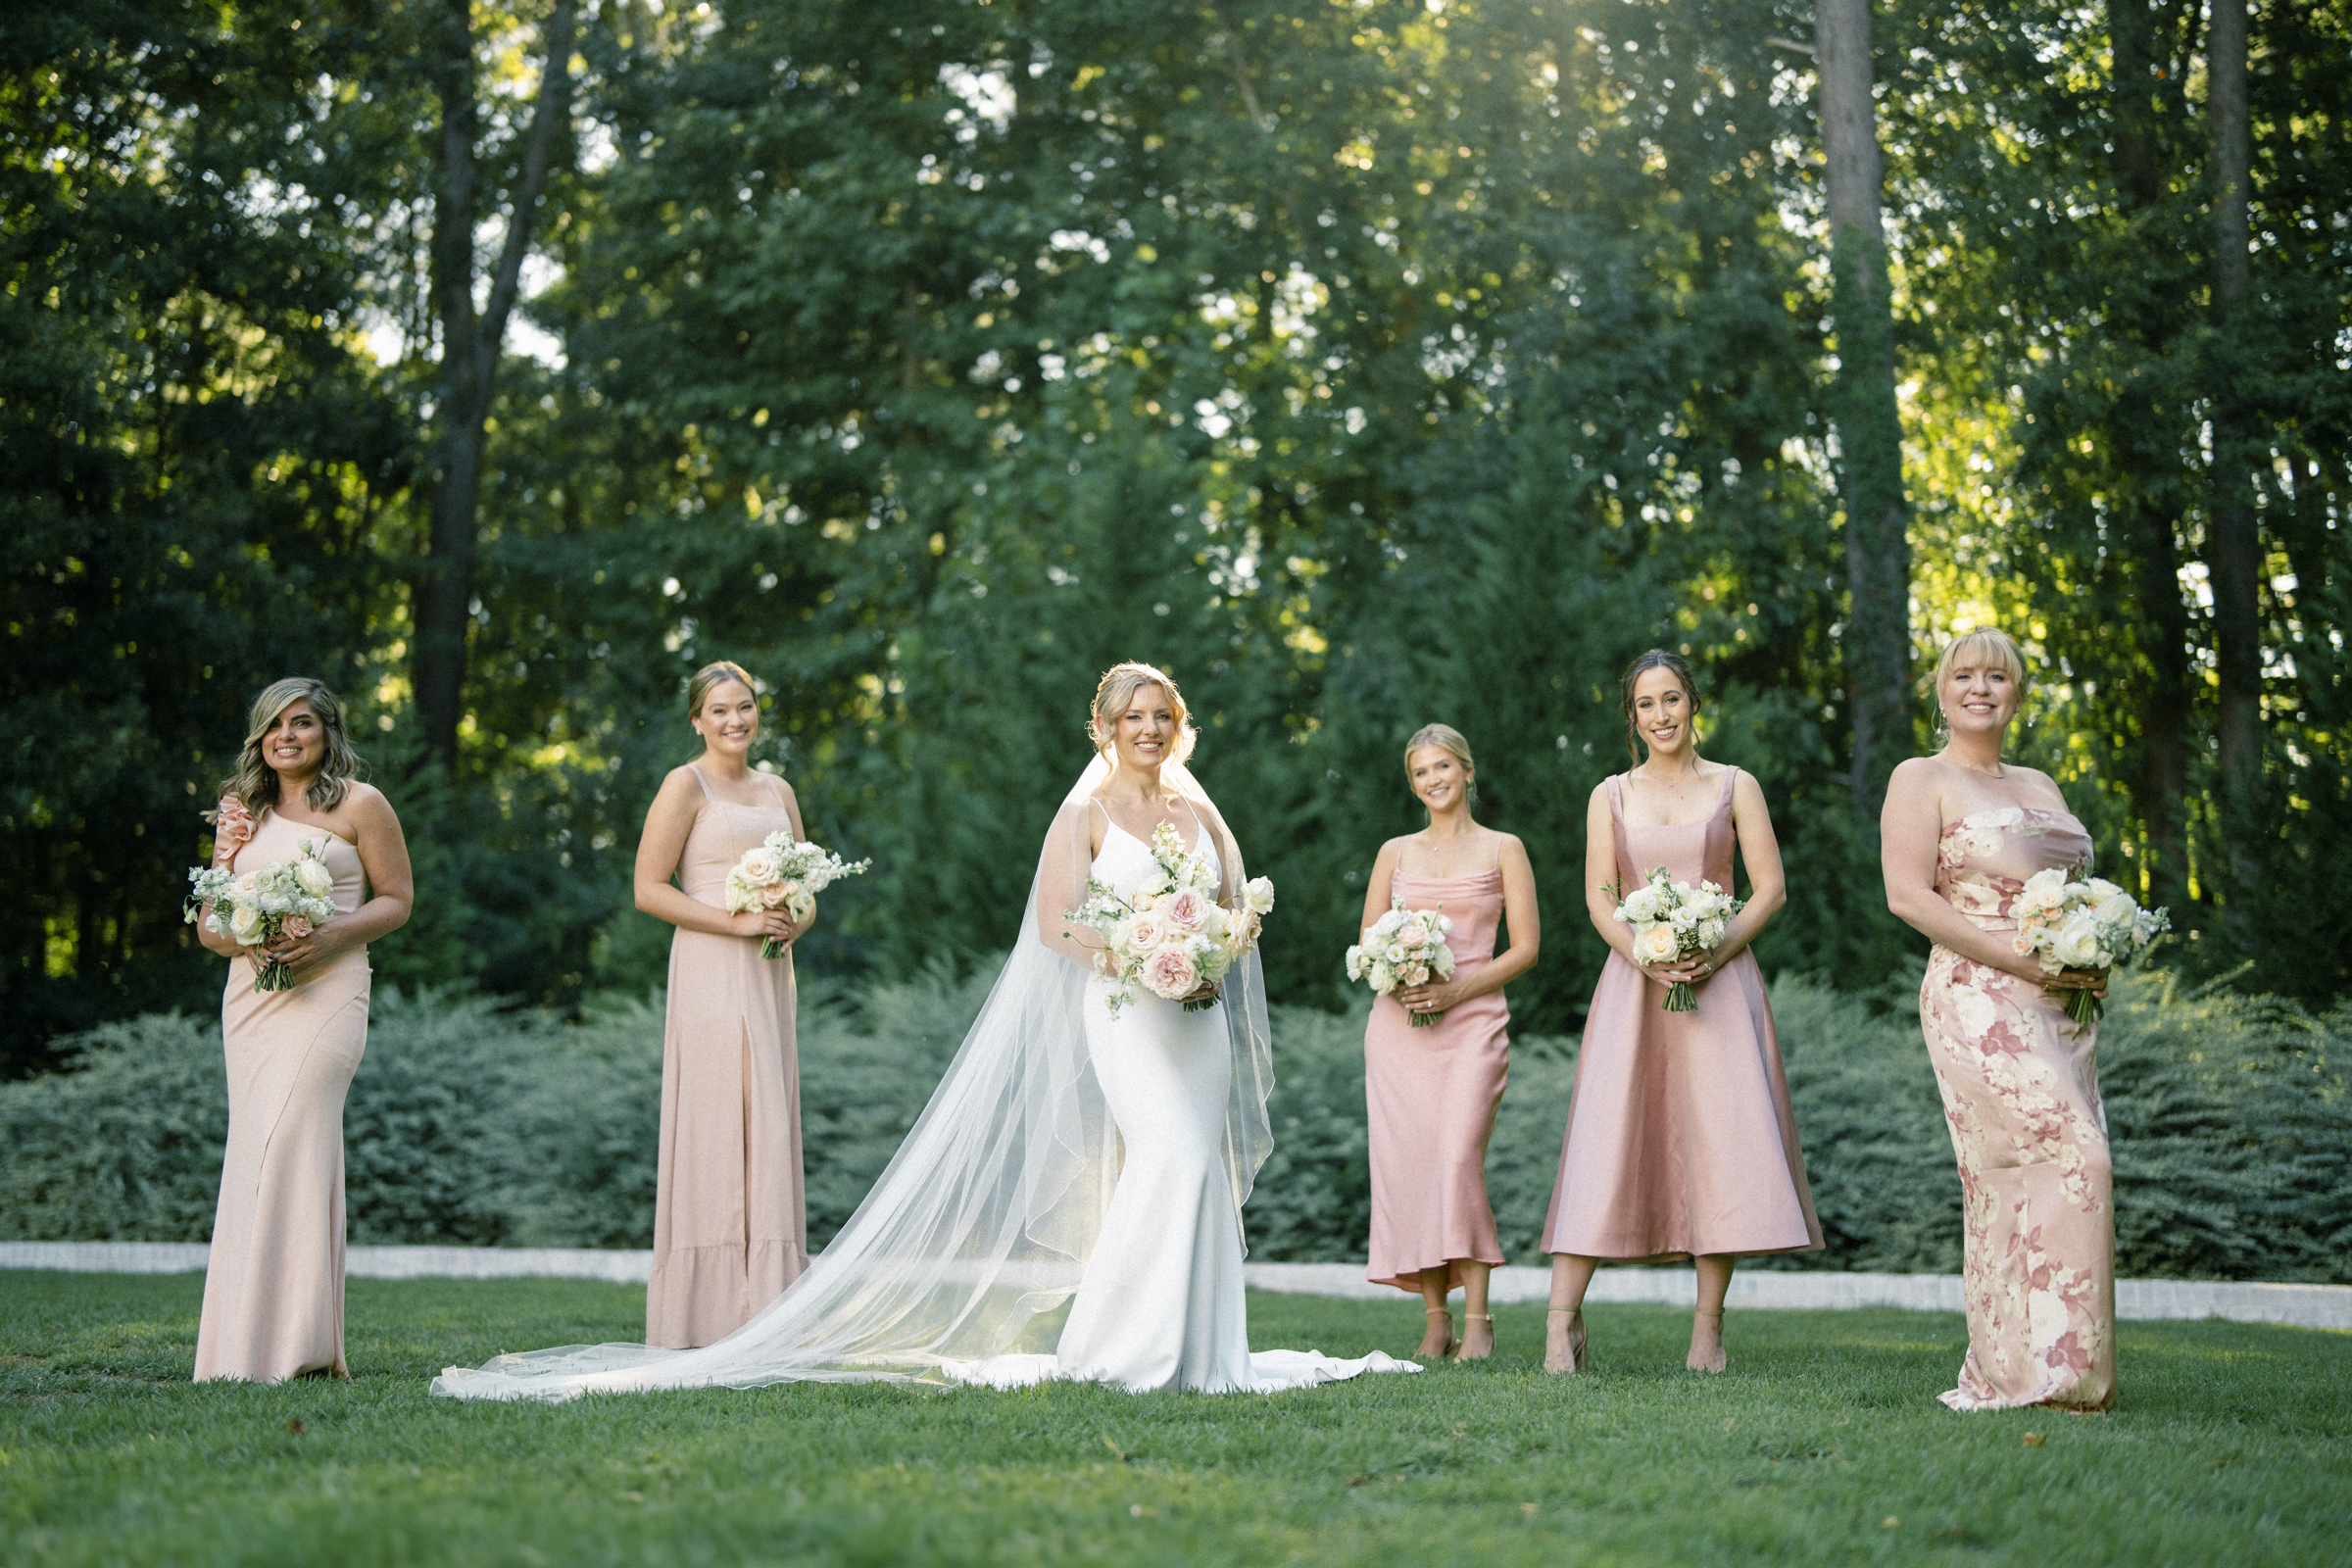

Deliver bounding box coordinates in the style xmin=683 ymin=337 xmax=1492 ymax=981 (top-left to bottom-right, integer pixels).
xmin=431 ymin=756 xmax=1276 ymax=1401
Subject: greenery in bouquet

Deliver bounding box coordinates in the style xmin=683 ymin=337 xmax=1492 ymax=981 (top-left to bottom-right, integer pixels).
xmin=1066 ymin=821 xmax=1274 ymax=1017
xmin=725 ymin=835 xmax=871 ymax=958
xmin=183 ymin=842 xmax=338 ymax=993
xmin=1346 ymin=900 xmax=1457 ymax=1027
xmin=1609 ymin=866 xmax=1743 ymax=1012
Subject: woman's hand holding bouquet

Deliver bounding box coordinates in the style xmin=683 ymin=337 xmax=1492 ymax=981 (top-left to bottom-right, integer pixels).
xmin=1066 ymin=821 xmax=1275 ymax=1017
xmin=2011 ymin=867 xmax=2170 ymax=1025
xmin=1346 ymin=900 xmax=1457 ymax=1027
xmin=1610 ymin=866 xmax=1743 ymax=1012
xmin=725 ymin=834 xmax=871 ymax=957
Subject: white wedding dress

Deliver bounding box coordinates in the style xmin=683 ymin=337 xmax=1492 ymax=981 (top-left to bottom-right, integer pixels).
xmin=431 ymin=761 xmax=1412 ymax=1401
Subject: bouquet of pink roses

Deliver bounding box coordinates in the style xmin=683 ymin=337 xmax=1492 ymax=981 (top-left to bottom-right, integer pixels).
xmin=725 ymin=834 xmax=870 ymax=958
xmin=1065 ymin=821 xmax=1275 ymax=1018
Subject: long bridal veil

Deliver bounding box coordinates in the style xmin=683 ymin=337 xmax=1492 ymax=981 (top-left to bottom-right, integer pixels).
xmin=432 ymin=755 xmax=1275 ymax=1401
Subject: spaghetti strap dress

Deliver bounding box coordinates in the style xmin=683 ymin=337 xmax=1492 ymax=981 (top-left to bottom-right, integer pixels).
xmin=194 ymin=808 xmax=371 ymax=1383
xmin=1541 ymin=766 xmax=1822 ymax=1261
xmin=1361 ymin=863 xmax=1510 ymax=1292
xmin=645 ymin=766 xmax=808 ymax=1348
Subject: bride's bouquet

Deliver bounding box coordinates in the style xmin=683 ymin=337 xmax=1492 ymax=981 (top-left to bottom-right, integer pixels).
xmin=1610 ymin=866 xmax=1742 ymax=1012
xmin=1347 ymin=900 xmax=1456 ymax=1027
xmin=184 ymin=841 xmax=338 ymax=993
xmin=725 ymin=835 xmax=871 ymax=957
xmin=2012 ymin=868 xmax=2171 ymax=1025
xmin=1066 ymin=821 xmax=1275 ymax=1017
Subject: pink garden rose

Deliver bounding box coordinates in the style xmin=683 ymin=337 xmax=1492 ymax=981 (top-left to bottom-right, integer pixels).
xmin=1164 ymin=888 xmax=1208 ymax=932
xmin=1124 ymin=910 xmax=1166 ymax=953
xmin=282 ymin=914 xmax=315 ymax=940
xmin=760 ymin=883 xmax=791 ymax=908
xmin=1143 ymin=944 xmax=1201 ymax=1000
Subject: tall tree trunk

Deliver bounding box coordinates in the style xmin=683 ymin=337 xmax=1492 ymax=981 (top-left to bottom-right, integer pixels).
xmin=414 ymin=0 xmax=579 ymax=769
xmin=2205 ymin=0 xmax=2264 ymax=924
xmin=2109 ymin=0 xmax=2193 ymax=912
xmin=1816 ymin=0 xmax=1912 ymax=809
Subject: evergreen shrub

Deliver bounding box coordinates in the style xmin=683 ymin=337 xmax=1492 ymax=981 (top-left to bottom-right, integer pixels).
xmin=1 ymin=968 xmax=2341 ymax=1282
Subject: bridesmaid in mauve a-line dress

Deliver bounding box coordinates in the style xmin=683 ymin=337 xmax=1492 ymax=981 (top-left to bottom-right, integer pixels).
xmin=196 ymin=809 xmax=373 ymax=1383
xmin=1542 ymin=652 xmax=1819 ymax=1375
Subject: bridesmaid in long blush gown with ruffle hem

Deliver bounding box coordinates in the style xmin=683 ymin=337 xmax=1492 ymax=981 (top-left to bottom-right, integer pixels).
xmin=1540 ymin=651 xmax=1820 ymax=1375
xmin=634 ymin=662 xmax=814 ymax=1349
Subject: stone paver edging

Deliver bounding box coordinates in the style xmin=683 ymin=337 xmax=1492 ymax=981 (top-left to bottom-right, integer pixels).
xmin=4 ymin=1244 xmax=2344 ymax=1331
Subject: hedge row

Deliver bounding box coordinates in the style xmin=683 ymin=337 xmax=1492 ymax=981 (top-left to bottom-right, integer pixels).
xmin=4 ymin=965 xmax=2345 ymax=1280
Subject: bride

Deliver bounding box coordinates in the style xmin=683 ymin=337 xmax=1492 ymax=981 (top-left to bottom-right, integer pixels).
xmin=434 ymin=662 xmax=1413 ymax=1399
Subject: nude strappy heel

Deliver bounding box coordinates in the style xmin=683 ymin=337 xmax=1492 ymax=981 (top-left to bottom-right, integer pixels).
xmin=1544 ymin=1307 xmax=1588 ymax=1373
xmin=1455 ymin=1311 xmax=1495 ymax=1361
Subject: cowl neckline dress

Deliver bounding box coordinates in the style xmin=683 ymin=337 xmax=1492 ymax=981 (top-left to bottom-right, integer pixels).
xmin=645 ymin=766 xmax=808 ymax=1349
xmin=1541 ymin=766 xmax=1822 ymax=1261
xmin=1920 ymin=806 xmax=2116 ymax=1412
xmin=1362 ymin=863 xmax=1510 ymax=1291
xmin=195 ymin=808 xmax=370 ymax=1383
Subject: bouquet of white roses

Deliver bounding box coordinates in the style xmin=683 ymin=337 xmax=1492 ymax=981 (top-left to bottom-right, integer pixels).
xmin=2012 ymin=867 xmax=2171 ymax=1025
xmin=1611 ymin=865 xmax=1743 ymax=1012
xmin=1347 ymin=899 xmax=1457 ymax=1027
xmin=184 ymin=840 xmax=338 ymax=993
xmin=1065 ymin=820 xmax=1275 ymax=1018
xmin=725 ymin=834 xmax=871 ymax=958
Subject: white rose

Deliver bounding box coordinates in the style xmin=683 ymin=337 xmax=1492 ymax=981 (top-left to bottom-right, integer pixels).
xmin=228 ymin=903 xmax=263 ymax=940
xmin=2051 ymin=916 xmax=2103 ymax=970
xmin=2085 ymin=877 xmax=2125 ymax=902
xmin=1244 ymin=876 xmax=1276 ymax=914
xmin=294 ymin=858 xmax=334 ymax=898
xmin=741 ymin=847 xmax=784 ymax=884
xmin=1632 ymin=922 xmax=1681 ymax=966
xmin=2093 ymin=894 xmax=2137 ymax=930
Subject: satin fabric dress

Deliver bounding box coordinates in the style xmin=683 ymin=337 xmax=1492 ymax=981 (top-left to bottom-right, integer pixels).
xmin=1542 ymin=766 xmax=1822 ymax=1261
xmin=1920 ymin=808 xmax=2117 ymax=1411
xmin=645 ymin=767 xmax=808 ymax=1349
xmin=194 ymin=809 xmax=371 ymax=1383
xmin=1362 ymin=866 xmax=1510 ymax=1292
xmin=953 ymin=816 xmax=1412 ymax=1394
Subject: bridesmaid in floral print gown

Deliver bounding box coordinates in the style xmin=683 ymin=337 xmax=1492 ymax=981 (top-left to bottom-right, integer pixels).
xmin=1883 ymin=628 xmax=2116 ymax=1412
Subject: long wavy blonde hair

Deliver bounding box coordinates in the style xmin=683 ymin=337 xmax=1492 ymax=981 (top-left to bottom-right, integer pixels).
xmin=216 ymin=677 xmax=364 ymax=818
xmin=1087 ymin=662 xmax=1198 ymax=765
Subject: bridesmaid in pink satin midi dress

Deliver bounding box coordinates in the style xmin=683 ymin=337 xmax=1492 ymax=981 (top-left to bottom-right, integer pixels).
xmin=192 ymin=678 xmax=414 ymax=1383
xmin=1884 ymin=629 xmax=2116 ymax=1411
xmin=633 ymin=662 xmax=814 ymax=1348
xmin=1541 ymin=652 xmax=1821 ymax=1375
xmin=1358 ymin=725 xmax=1541 ymax=1360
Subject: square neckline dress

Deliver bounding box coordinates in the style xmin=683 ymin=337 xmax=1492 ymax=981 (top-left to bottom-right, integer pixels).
xmin=1541 ymin=765 xmax=1822 ymax=1262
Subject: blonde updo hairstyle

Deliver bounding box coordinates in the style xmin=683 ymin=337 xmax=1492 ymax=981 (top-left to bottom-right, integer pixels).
xmin=1403 ymin=722 xmax=1479 ymax=808
xmin=1087 ymin=662 xmax=1198 ymax=766
xmin=1931 ymin=627 xmax=2029 ymax=742
xmin=218 ymin=676 xmax=364 ymax=817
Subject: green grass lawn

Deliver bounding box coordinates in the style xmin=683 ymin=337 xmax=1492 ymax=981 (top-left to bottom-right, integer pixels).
xmin=1 ymin=1271 xmax=2345 ymax=1566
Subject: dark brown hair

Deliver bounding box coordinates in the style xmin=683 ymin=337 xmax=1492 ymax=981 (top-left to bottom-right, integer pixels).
xmin=1619 ymin=649 xmax=1698 ymax=765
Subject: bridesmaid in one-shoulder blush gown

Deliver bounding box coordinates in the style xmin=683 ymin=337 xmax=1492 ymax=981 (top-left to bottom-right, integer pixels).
xmin=1541 ymin=652 xmax=1820 ymax=1375
xmin=633 ymin=662 xmax=812 ymax=1349
xmin=193 ymin=678 xmax=413 ymax=1383
xmin=1884 ymin=629 xmax=2116 ymax=1411
xmin=1358 ymin=724 xmax=1541 ymax=1360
